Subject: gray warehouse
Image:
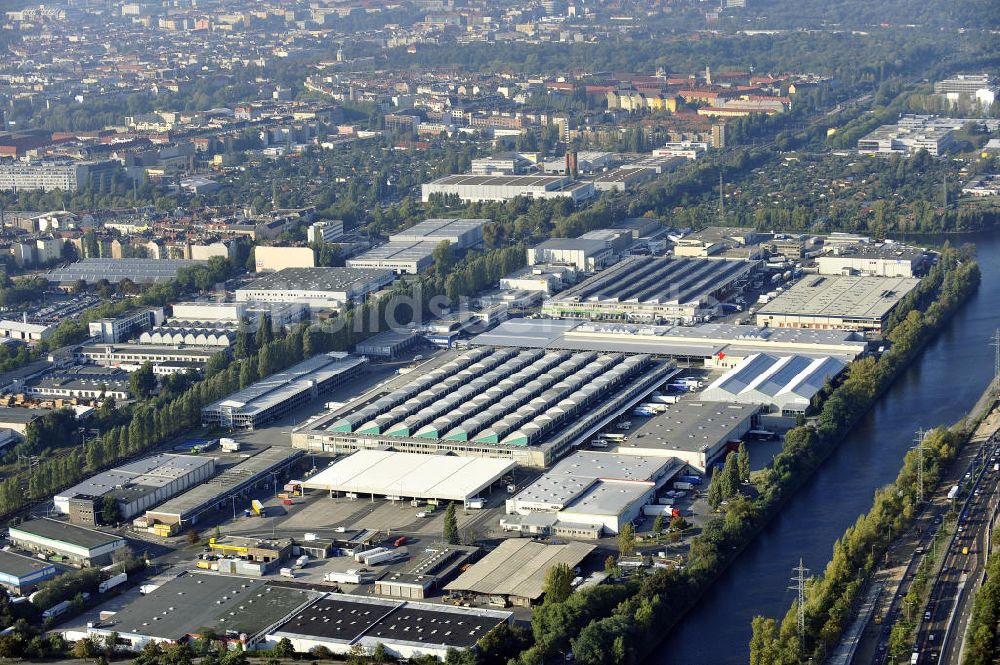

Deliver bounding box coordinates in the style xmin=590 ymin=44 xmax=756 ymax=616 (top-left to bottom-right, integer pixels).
xmin=201 ymin=352 xmax=367 ymax=430
xmin=542 ymin=256 xmax=755 ymax=323
xmin=9 ymin=518 xmax=125 ymax=567
xmin=235 ymin=267 xmax=395 ymax=309
xmin=755 ymin=275 xmax=921 ymax=332
xmin=388 ymin=218 xmax=487 ymax=248
xmin=54 ymin=453 xmax=216 ymax=525
xmin=47 ymin=259 xmax=205 ymax=285
xmin=143 ymin=446 xmax=304 ymax=527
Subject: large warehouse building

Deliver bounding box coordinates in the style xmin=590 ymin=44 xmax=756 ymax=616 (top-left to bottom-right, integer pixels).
xmin=541 ymin=256 xmax=755 ymax=323
xmin=755 ymin=275 xmax=921 ymax=332
xmin=54 ymin=453 xmax=216 ymax=525
xmin=0 ymin=550 xmax=58 ymax=595
xmin=815 ymin=243 xmax=927 ymax=278
xmin=699 ymin=353 xmax=847 ymax=415
xmin=503 ymin=451 xmax=684 ymax=537
xmin=389 ymin=218 xmax=487 ymax=248
xmin=291 ymin=347 xmax=679 ymax=467
xmin=615 ymin=401 xmax=759 ymax=470
xmin=83 ymin=573 xmax=319 ymax=651
xmin=346 ymin=241 xmax=438 ymax=274
xmin=9 ymin=519 xmax=125 ymax=567
xmin=470 ymin=318 xmax=868 ymax=364
xmin=142 ymin=447 xmax=303 ymax=528
xmin=47 ymin=258 xmax=204 ymax=285
xmin=266 ymin=594 xmax=512 ymax=660
xmin=235 ymin=267 xmax=395 ymax=309
xmin=444 ymin=539 xmax=595 ymax=607
xmin=303 ymin=450 xmax=515 ymax=503
xmin=421 ymin=174 xmax=596 ymax=203
xmin=201 ymin=353 xmax=367 ymax=430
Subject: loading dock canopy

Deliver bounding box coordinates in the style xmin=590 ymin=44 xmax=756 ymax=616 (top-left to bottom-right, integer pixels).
xmin=302 ymin=450 xmax=516 ymax=502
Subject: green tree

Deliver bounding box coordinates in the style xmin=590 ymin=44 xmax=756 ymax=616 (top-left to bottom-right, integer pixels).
xmin=543 ymin=562 xmax=574 ymax=604
xmin=652 ymin=513 xmax=665 ymax=535
xmin=256 ymin=313 xmax=274 ymax=347
xmin=737 ymin=441 xmax=751 ymax=483
xmin=100 ymin=495 xmax=120 ymax=525
xmin=128 ymin=362 xmax=157 ymax=399
xmin=272 ymin=637 xmax=294 ymax=659
xmin=443 ymin=503 xmax=459 ymax=544
xmin=617 ymin=522 xmax=636 ymax=558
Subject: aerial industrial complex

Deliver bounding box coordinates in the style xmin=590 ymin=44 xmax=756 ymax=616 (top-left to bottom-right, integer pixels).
xmin=292 ymin=346 xmax=680 ymax=467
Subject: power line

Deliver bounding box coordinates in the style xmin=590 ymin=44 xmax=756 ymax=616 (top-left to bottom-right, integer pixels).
xmin=990 ymin=328 xmax=1000 ymax=385
xmin=789 ymin=558 xmax=809 ymax=657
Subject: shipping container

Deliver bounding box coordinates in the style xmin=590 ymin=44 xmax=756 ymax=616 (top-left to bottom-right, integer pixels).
xmin=282 ymin=499 xmax=293 ymax=506
xmin=466 ymin=498 xmax=485 ymax=509
xmin=394 ymin=536 xmax=407 ymax=547
xmin=251 ymin=499 xmax=264 ymax=516
xmin=947 ymin=485 xmax=959 ymax=500
xmin=280 ymin=568 xmax=295 ymax=578
xmin=295 ymin=555 xmax=309 ymax=568
xmin=673 ymin=481 xmax=694 ymax=490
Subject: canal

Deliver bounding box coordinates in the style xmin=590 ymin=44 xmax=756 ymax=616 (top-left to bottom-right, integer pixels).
xmin=653 ymin=232 xmax=1000 ymax=665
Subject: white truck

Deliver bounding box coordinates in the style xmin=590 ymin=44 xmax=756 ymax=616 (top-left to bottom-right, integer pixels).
xmin=324 ymin=571 xmax=375 ymax=585
xmin=99 ymin=573 xmax=127 ymax=593
xmin=364 ymin=547 xmax=408 ymax=566
xmin=42 ymin=600 xmax=71 ymax=619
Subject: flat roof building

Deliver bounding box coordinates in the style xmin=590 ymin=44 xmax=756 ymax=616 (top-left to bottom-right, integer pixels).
xmin=202 ymin=352 xmax=367 ymax=430
xmin=0 ymin=549 xmax=59 ymax=595
xmin=302 ymin=450 xmax=516 ymax=503
xmin=528 ymin=238 xmax=614 ymax=272
xmin=504 ymin=451 xmax=684 ymax=537
xmin=699 ymin=353 xmax=846 ymax=415
xmin=235 ymin=267 xmax=395 ymax=309
xmin=267 ymin=594 xmax=512 ymax=660
xmin=444 ymin=539 xmax=595 ymax=607
xmin=9 ymin=518 xmax=125 ymax=567
xmin=469 ymin=319 xmax=868 ymax=363
xmin=388 ymin=218 xmax=487 ymax=249
xmin=421 ymin=174 xmax=596 ymax=204
xmin=75 ymin=343 xmax=224 ymax=367
xmin=354 ymin=329 xmax=419 ymax=358
xmin=85 ymin=573 xmax=319 ymax=651
xmin=47 ymin=258 xmax=205 ymax=285
xmin=143 ymin=446 xmax=304 ymax=527
xmin=292 ymin=347 xmax=678 ymax=468
xmin=815 ymin=243 xmax=928 ymax=278
xmin=755 ymin=275 xmax=921 ymax=332
xmin=346 ymin=241 xmax=438 ymax=274
xmin=614 ymin=401 xmax=759 ymax=470
xmin=54 ymin=454 xmax=216 ymax=525
xmin=542 ymin=256 xmax=755 ymax=323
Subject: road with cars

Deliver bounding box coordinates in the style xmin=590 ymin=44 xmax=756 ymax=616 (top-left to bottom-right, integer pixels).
xmin=854 ymin=404 xmax=1000 ymax=665
xmin=911 ymin=431 xmax=999 ymax=665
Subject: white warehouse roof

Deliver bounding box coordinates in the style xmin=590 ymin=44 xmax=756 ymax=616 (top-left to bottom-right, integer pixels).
xmin=302 ymin=450 xmax=516 ymax=502
xmin=699 ymin=353 xmax=846 ymax=412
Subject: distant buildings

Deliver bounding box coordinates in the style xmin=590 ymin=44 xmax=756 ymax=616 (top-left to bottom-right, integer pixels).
xmin=254 ymin=246 xmax=316 ymax=272
xmin=421 ymin=174 xmax=595 ymax=203
xmin=0 ymin=160 xmax=119 ymax=192
xmin=856 ymin=115 xmax=1000 ymax=157
xmin=962 ymin=174 xmax=1000 ymax=197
